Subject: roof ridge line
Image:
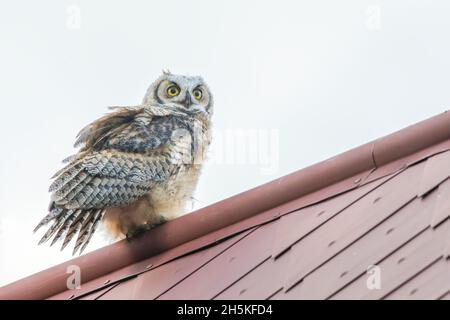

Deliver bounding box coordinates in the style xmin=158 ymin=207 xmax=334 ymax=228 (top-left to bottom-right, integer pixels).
xmin=372 ymin=111 xmax=450 ymax=167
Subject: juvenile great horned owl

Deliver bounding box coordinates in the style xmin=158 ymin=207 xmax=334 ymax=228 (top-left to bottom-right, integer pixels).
xmin=34 ymin=72 xmax=213 ymax=254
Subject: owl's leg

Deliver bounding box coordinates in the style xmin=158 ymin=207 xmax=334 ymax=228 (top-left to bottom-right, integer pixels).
xmin=125 ymin=215 xmax=168 ymax=240
xmin=125 ymin=225 xmax=147 ymax=240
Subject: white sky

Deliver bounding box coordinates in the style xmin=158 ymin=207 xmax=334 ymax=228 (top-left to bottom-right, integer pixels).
xmin=0 ymin=0 xmax=449 ymax=287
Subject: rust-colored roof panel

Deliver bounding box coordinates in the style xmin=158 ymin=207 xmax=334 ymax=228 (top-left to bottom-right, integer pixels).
xmin=417 ymin=150 xmax=450 ymax=197
xmin=48 ymin=226 xmax=256 ymax=300
xmin=2 ymin=111 xmax=450 ymax=300
xmin=214 ymin=247 xmax=291 ymax=300
xmin=157 ymin=223 xmax=278 ymax=300
xmin=281 ymin=193 xmax=437 ymax=299
xmin=98 ymin=229 xmax=254 ymax=300
xmin=271 ymin=174 xmax=394 ymax=258
xmin=441 ymin=292 xmax=450 ymax=300
xmin=78 ymin=284 xmax=121 ymax=300
xmin=385 ymin=257 xmax=450 ymax=300
xmin=431 ymin=178 xmax=450 ymax=228
xmin=283 ymin=162 xmax=426 ymax=289
xmin=331 ymin=219 xmax=450 ymax=300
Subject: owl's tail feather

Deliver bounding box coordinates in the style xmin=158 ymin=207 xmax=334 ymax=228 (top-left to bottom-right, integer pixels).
xmin=35 ymin=205 xmax=105 ymax=255
xmin=50 ymin=209 xmax=84 ymax=247
xmin=73 ymin=209 xmax=104 ymax=255
xmin=35 ymin=208 xmax=73 ymax=244
xmin=33 ymin=205 xmax=63 ymax=233
xmin=59 ymin=210 xmax=93 ymax=250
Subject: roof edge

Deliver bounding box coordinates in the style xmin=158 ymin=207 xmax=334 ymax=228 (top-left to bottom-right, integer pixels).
xmin=2 ymin=110 xmax=450 ymax=300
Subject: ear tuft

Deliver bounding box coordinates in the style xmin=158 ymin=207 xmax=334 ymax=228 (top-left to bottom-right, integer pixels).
xmin=162 ymin=69 xmax=171 ymax=75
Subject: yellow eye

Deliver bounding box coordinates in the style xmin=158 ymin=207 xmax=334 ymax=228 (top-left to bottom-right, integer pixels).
xmin=166 ymin=84 xmax=180 ymax=97
xmin=193 ymin=88 xmax=203 ymax=100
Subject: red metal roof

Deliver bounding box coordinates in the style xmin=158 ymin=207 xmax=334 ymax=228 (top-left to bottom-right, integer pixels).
xmin=2 ymin=111 xmax=450 ymax=300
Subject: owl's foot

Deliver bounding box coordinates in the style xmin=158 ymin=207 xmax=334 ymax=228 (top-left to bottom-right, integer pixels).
xmin=125 ymin=225 xmax=148 ymax=240
xmin=157 ymin=215 xmax=169 ymax=224
xmin=125 ymin=216 xmax=169 ymax=240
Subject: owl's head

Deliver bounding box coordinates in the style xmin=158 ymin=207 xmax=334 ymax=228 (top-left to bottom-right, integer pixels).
xmin=143 ymin=71 xmax=213 ymax=119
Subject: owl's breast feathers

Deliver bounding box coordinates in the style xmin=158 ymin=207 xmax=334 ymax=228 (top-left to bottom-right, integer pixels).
xmin=34 ymin=104 xmax=211 ymax=254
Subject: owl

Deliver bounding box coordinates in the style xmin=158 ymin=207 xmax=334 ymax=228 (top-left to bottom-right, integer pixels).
xmin=34 ymin=71 xmax=213 ymax=255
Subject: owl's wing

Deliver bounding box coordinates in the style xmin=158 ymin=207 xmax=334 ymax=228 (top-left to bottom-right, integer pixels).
xmin=74 ymin=105 xmax=183 ymax=152
xmin=35 ymin=105 xmax=193 ymax=254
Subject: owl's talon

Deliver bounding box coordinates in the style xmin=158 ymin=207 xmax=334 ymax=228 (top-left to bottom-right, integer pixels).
xmin=125 ymin=217 xmax=169 ymax=240
xmin=126 ymin=224 xmax=149 ymax=240
xmin=159 ymin=216 xmax=169 ymax=224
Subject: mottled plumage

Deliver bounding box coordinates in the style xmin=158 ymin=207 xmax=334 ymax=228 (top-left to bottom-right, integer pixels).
xmin=34 ymin=72 xmax=213 ymax=254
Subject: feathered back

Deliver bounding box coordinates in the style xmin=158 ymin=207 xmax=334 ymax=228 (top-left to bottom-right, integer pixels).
xmin=75 ymin=106 xmax=143 ymax=152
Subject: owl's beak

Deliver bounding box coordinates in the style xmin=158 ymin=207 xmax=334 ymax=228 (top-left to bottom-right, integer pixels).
xmin=183 ymin=92 xmax=192 ymax=108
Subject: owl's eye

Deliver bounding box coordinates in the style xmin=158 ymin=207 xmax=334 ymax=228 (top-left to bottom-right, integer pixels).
xmin=166 ymin=84 xmax=180 ymax=97
xmin=193 ymin=88 xmax=203 ymax=100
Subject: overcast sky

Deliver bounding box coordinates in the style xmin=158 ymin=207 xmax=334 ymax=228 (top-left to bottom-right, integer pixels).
xmin=0 ymin=0 xmax=449 ymax=286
